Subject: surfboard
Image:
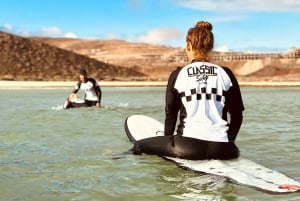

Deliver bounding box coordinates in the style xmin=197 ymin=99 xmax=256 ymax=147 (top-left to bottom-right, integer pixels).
xmin=63 ymin=93 xmax=85 ymax=109
xmin=124 ymin=114 xmax=300 ymax=193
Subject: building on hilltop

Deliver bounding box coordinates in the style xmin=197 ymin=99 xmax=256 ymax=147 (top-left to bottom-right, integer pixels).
xmin=211 ymin=48 xmax=300 ymax=62
xmin=169 ymin=48 xmax=300 ymax=63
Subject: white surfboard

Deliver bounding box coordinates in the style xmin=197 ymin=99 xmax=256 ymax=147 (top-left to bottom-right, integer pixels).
xmin=124 ymin=114 xmax=300 ymax=193
xmin=63 ymin=93 xmax=85 ymax=109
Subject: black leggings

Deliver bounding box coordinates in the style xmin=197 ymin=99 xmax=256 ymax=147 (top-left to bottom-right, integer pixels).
xmin=132 ymin=135 xmax=239 ymax=160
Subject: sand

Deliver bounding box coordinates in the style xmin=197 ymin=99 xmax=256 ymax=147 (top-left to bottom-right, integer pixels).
xmin=0 ymin=80 xmax=300 ymax=89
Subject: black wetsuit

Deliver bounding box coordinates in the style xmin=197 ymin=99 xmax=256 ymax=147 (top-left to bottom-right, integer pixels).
xmin=65 ymin=78 xmax=102 ymax=109
xmin=132 ymin=61 xmax=244 ymax=160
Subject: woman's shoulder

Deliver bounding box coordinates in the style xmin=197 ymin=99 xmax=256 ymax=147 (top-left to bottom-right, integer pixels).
xmin=219 ymin=66 xmax=237 ymax=81
xmin=220 ymin=66 xmax=233 ymax=73
xmin=86 ymin=77 xmax=97 ymax=83
xmin=170 ymin=66 xmax=183 ymax=78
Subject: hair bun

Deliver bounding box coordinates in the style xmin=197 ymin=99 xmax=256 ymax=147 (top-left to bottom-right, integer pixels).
xmin=195 ymin=21 xmax=212 ymax=31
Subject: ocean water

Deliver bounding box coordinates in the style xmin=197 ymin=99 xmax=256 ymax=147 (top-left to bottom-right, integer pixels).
xmin=0 ymin=87 xmax=299 ymax=201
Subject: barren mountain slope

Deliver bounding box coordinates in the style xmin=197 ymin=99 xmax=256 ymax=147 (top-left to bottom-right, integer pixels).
xmin=35 ymin=37 xmax=300 ymax=81
xmin=0 ymin=32 xmax=145 ymax=81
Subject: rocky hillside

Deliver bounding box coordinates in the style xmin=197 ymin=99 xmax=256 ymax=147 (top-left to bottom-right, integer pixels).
xmin=32 ymin=37 xmax=184 ymax=80
xmin=1 ymin=31 xmax=299 ymax=82
xmin=34 ymin=37 xmax=300 ymax=81
xmin=0 ymin=31 xmax=145 ymax=81
xmin=219 ymin=59 xmax=300 ymax=81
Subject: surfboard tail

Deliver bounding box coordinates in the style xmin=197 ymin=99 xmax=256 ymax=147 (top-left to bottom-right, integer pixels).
xmin=279 ymin=184 xmax=300 ymax=191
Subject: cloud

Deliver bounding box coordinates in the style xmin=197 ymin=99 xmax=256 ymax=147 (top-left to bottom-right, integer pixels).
xmin=38 ymin=27 xmax=79 ymax=38
xmin=214 ymin=45 xmax=230 ymax=52
xmin=128 ymin=28 xmax=183 ymax=45
xmin=209 ymin=15 xmax=248 ymax=22
xmin=1 ymin=24 xmax=79 ymax=39
xmin=174 ymin=0 xmax=300 ymax=12
xmin=3 ymin=24 xmax=13 ymax=31
xmin=64 ymin=32 xmax=77 ymax=38
xmin=105 ymin=33 xmax=121 ymax=40
xmin=38 ymin=27 xmax=62 ymax=37
xmin=0 ymin=24 xmax=13 ymax=32
xmin=18 ymin=31 xmax=30 ymax=37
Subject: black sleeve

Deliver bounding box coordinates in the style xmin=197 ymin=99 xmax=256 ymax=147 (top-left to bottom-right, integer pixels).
xmin=96 ymin=85 xmax=102 ymax=103
xmin=223 ymin=67 xmax=245 ymax=142
xmin=90 ymin=78 xmax=102 ymax=103
xmin=72 ymin=81 xmax=81 ymax=94
xmin=164 ymin=67 xmax=182 ymax=136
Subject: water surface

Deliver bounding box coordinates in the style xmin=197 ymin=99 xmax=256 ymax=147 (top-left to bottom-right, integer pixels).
xmin=0 ymin=87 xmax=299 ymax=201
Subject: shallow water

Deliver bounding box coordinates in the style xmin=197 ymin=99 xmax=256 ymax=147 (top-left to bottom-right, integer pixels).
xmin=0 ymin=87 xmax=299 ymax=201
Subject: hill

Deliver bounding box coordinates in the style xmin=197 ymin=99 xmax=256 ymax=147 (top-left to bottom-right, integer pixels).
xmin=31 ymin=37 xmax=183 ymax=80
xmin=0 ymin=31 xmax=144 ymax=81
xmin=34 ymin=37 xmax=300 ymax=82
xmin=1 ymin=31 xmax=299 ymax=82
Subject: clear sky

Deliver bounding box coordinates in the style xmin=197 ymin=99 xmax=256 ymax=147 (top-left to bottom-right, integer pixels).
xmin=1 ymin=0 xmax=300 ymax=53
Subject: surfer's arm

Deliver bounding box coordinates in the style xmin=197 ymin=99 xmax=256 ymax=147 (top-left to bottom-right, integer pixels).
xmin=90 ymin=78 xmax=102 ymax=105
xmin=228 ymin=112 xmax=243 ymax=141
xmin=223 ymin=67 xmax=245 ymax=141
xmin=95 ymin=85 xmax=102 ymax=104
xmin=165 ymin=68 xmax=181 ymax=136
xmin=71 ymin=81 xmax=81 ymax=94
xmin=227 ymin=83 xmax=244 ymax=141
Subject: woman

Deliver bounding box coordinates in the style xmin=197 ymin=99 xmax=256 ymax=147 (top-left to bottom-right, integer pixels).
xmin=131 ymin=21 xmax=244 ymax=160
xmin=64 ymin=69 xmax=102 ymax=109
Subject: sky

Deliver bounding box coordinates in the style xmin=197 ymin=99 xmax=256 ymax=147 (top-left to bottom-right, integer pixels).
xmin=1 ymin=0 xmax=300 ymax=53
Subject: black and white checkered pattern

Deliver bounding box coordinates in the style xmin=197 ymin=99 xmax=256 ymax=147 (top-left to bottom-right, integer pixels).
xmin=179 ymin=87 xmax=227 ymax=102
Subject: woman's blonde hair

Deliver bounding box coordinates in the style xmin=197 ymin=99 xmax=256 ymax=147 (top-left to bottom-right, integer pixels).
xmin=186 ymin=21 xmax=214 ymax=60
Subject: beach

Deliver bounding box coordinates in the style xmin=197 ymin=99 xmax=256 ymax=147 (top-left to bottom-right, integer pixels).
xmin=0 ymin=80 xmax=300 ymax=89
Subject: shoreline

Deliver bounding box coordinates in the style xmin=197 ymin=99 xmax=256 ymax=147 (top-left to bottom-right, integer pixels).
xmin=0 ymin=80 xmax=300 ymax=89
xmin=0 ymin=81 xmax=167 ymax=89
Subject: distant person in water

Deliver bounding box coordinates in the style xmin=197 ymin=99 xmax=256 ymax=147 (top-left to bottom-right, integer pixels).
xmin=63 ymin=69 xmax=102 ymax=109
xmin=130 ymin=21 xmax=244 ymax=160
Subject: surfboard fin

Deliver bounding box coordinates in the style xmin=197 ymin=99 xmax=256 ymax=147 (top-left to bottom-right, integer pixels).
xmin=279 ymin=184 xmax=300 ymax=191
